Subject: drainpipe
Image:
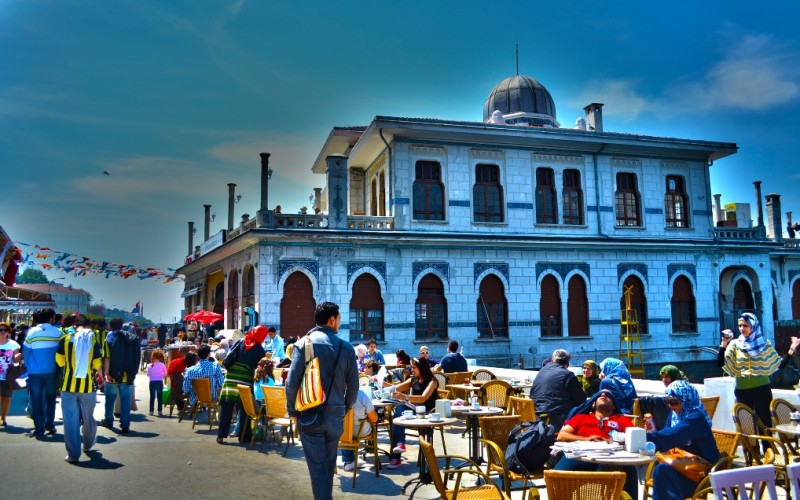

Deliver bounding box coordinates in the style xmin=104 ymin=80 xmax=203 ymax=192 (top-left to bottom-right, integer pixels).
xmin=592 ymin=143 xmax=607 ymax=236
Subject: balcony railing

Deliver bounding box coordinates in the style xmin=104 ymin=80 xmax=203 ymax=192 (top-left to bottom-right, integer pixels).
xmin=226 ymin=217 xmax=258 ymax=239
xmin=347 ymin=216 xmax=394 ymax=230
xmin=712 ymin=227 xmax=760 ymax=240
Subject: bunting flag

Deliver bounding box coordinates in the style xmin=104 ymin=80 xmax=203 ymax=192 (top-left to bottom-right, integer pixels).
xmin=14 ymin=241 xmax=184 ymax=284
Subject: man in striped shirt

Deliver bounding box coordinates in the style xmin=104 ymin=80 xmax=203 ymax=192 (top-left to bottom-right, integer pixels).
xmin=56 ymin=315 xmax=103 ymax=463
xmin=22 ymin=308 xmax=62 ymax=438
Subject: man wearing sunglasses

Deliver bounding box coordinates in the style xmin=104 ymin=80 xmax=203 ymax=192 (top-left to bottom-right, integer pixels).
xmin=554 ymin=389 xmax=638 ymax=499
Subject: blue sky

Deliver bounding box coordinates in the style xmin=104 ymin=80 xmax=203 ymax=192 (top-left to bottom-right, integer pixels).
xmin=2 ymin=1 xmax=799 ymax=323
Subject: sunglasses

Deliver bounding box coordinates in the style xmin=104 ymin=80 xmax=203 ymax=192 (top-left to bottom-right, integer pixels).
xmin=665 ymin=398 xmax=681 ymax=406
xmin=0 ymin=328 xmax=9 ymax=333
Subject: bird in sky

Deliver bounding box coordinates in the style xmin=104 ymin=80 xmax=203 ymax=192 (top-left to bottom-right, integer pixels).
xmin=102 ymin=170 xmax=110 ymax=175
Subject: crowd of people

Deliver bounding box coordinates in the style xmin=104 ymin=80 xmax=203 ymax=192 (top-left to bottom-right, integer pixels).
xmin=2 ymin=307 xmax=796 ymax=500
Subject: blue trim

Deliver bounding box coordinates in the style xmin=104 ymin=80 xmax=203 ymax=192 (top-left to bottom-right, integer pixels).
xmin=508 ymin=202 xmax=534 ymax=210
xmin=449 ymin=199 xmax=470 ymax=207
xmin=588 ymin=205 xmax=614 ymax=213
xmin=645 ymin=208 xmax=663 ymax=215
xmin=394 ymin=198 xmax=410 ymax=205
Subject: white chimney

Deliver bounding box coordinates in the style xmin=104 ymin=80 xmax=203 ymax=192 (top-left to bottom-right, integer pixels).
xmin=583 ymin=103 xmax=604 ymax=133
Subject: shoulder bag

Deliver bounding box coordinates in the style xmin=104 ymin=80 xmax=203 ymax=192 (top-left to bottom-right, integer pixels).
xmin=6 ymin=362 xmax=27 ymax=391
xmin=295 ymin=336 xmax=343 ymax=412
xmin=656 ymin=447 xmax=711 ymax=483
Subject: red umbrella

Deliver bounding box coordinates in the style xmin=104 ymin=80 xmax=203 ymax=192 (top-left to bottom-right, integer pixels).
xmin=184 ymin=310 xmax=224 ymax=324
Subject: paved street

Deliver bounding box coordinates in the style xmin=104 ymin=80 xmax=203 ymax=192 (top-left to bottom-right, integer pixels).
xmin=2 ymin=373 xmax=482 ymax=500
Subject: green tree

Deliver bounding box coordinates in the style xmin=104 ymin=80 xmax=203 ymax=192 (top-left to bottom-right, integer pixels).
xmin=16 ymin=268 xmax=50 ymax=284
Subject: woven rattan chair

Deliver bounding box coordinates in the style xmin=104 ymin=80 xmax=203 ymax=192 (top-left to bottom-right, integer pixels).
xmin=433 ymin=372 xmax=448 ymax=394
xmin=471 ymin=369 xmax=497 ymax=382
xmin=507 ymin=395 xmax=539 ymax=423
xmin=479 ymin=380 xmax=513 ymax=411
xmin=700 ymin=395 xmax=720 ymax=420
xmin=420 ymin=436 xmax=514 ymax=500
xmin=479 ymin=414 xmax=540 ymax=499
xmin=190 ymin=378 xmax=219 ymax=430
xmin=359 ymin=373 xmax=371 ymax=387
xmin=437 ymin=389 xmax=451 ymax=400
xmin=733 ymin=402 xmax=768 ymax=465
xmin=338 ymin=407 xmax=380 ymax=487
xmin=544 ymin=470 xmax=626 ymax=500
xmin=262 ymin=385 xmax=295 ymax=456
xmin=740 ymin=433 xmax=796 ymax=492
xmin=236 ymin=384 xmax=269 ymax=450
xmin=772 ymin=398 xmax=800 ymax=454
xmin=445 ymin=371 xmax=475 ymax=401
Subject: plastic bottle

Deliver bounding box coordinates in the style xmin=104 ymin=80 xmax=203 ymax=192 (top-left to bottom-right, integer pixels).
xmin=644 ymin=413 xmax=656 ymax=431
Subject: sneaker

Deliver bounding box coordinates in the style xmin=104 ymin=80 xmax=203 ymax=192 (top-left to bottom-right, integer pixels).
xmin=386 ymin=458 xmax=402 ymax=469
xmin=343 ymin=462 xmax=355 ymax=472
xmin=65 ymin=456 xmax=79 ymax=463
xmin=392 ymin=442 xmax=406 ymax=454
xmin=99 ymin=420 xmax=113 ymax=429
xmin=149 ymin=411 xmax=154 ymax=416
xmin=158 ymin=411 xmax=163 ymax=417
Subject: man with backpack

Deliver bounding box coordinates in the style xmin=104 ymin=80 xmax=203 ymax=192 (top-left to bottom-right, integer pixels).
xmin=528 ymin=348 xmax=585 ymax=431
xmin=100 ymin=317 xmax=141 ymax=433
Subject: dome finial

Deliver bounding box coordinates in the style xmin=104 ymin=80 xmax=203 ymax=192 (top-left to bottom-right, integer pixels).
xmin=515 ymin=41 xmax=519 ymax=76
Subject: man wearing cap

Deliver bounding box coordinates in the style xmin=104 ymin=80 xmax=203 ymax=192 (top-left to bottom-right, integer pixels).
xmin=528 ymin=349 xmax=585 ymax=431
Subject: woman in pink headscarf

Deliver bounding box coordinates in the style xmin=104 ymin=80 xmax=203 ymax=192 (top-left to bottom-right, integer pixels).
xmin=216 ymin=326 xmax=267 ymax=444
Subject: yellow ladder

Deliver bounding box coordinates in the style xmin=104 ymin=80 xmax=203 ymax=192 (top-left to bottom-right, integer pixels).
xmin=619 ymin=284 xmax=645 ymax=377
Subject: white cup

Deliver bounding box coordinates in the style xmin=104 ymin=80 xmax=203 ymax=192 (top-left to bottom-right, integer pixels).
xmin=472 ymin=401 xmax=481 ymax=410
xmin=430 ymin=412 xmax=441 ymax=421
xmin=403 ymin=410 xmax=413 ymax=419
xmin=416 ymin=405 xmax=426 ymax=416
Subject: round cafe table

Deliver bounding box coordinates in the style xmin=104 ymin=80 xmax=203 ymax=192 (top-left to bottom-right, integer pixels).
xmin=393 ymin=416 xmax=458 ymax=499
xmin=450 ymin=405 xmax=504 ymax=464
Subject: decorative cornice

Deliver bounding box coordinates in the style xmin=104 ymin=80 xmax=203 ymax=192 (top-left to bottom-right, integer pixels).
xmin=532 ymin=153 xmax=584 ymax=165
xmin=278 ymin=259 xmax=318 ymax=284
xmin=662 ymin=161 xmax=688 ymax=170
xmin=412 ymin=261 xmax=450 ymax=286
xmin=618 ymin=262 xmax=648 ymax=282
xmin=470 ymin=149 xmax=504 ymax=161
xmin=535 ymin=262 xmax=590 ymax=282
xmin=347 ymin=261 xmax=386 ymax=284
xmin=612 ymin=158 xmax=642 ymax=169
xmin=409 ymin=145 xmax=447 ymax=157
xmin=667 ymin=263 xmax=696 ymax=282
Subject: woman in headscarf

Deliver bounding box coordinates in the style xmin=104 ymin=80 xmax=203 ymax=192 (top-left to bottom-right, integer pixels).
xmin=717 ymin=312 xmax=781 ymax=429
xmin=647 ymin=380 xmax=719 ymax=500
xmin=598 ymin=357 xmax=638 ymax=414
xmin=577 ymin=360 xmax=601 ymax=397
xmin=216 ymin=325 xmax=267 ymax=444
xmin=658 ymin=364 xmax=689 ymax=387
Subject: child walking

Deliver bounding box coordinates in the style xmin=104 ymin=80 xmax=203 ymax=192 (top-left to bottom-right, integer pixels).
xmin=146 ymin=349 xmax=168 ymax=416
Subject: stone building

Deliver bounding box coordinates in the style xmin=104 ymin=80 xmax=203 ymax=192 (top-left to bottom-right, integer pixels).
xmin=177 ymin=75 xmax=800 ymax=373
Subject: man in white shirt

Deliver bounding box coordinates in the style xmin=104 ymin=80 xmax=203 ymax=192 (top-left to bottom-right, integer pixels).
xmin=262 ymin=326 xmax=285 ymax=362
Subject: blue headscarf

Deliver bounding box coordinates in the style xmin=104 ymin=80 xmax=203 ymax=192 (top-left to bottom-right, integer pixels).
xmin=735 ymin=312 xmax=768 ymax=356
xmin=598 ymin=357 xmax=638 ymax=414
xmin=665 ymin=380 xmax=712 ymax=427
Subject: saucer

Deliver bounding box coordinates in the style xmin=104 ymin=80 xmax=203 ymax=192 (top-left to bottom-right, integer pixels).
xmin=430 ymin=417 xmax=442 ymax=422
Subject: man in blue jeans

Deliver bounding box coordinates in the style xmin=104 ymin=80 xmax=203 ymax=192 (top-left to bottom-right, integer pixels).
xmin=100 ymin=318 xmax=140 ymax=433
xmin=285 ymin=302 xmax=359 ymax=500
xmin=22 ymin=308 xmax=61 ymax=437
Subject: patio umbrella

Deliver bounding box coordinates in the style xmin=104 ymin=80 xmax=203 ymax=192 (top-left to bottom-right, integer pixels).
xmin=184 ymin=310 xmax=224 ymax=324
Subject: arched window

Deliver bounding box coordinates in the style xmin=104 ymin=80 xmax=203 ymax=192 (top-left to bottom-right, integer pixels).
xmin=476 ymin=275 xmax=508 ymax=338
xmin=620 ymin=275 xmax=648 ymax=333
xmin=562 ymin=169 xmax=584 ymax=225
xmin=413 ymin=160 xmax=444 ymax=221
xmin=370 ymin=178 xmax=378 ymax=216
xmin=664 ymin=175 xmax=689 ymax=228
xmin=793 ymin=280 xmax=800 ymax=320
xmin=350 ymin=274 xmax=384 ymax=342
xmin=280 ymin=272 xmax=316 ymax=339
xmin=615 ymin=172 xmax=641 ymax=226
xmin=535 ymin=168 xmax=557 ymax=224
xmin=671 ymin=276 xmax=696 ymax=332
xmin=567 ymin=275 xmax=589 ymax=336
xmin=473 ymin=163 xmax=504 ymax=222
xmin=540 ymin=275 xmax=561 ymax=337
xmin=227 ymin=270 xmax=239 ymax=329
xmin=415 ymin=274 xmax=447 ymax=340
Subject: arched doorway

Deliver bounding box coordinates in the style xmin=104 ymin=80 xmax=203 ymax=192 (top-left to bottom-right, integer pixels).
xmin=280 ymin=272 xmax=316 ymax=340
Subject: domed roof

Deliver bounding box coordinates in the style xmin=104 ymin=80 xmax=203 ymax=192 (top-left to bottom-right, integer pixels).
xmin=483 ymin=75 xmax=557 ymax=125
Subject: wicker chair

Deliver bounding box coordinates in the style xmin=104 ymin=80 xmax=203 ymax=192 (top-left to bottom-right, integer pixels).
xmin=479 ymin=414 xmax=540 ymax=499
xmin=419 ymin=436 xmax=514 ymax=500
xmin=437 ymin=389 xmax=451 ymax=400
xmin=479 ymin=380 xmax=513 ymax=412
xmin=739 ymin=433 xmax=797 ymax=492
xmin=338 ymin=407 xmax=380 ymax=487
xmin=471 ymin=369 xmax=497 ymax=382
xmin=445 ymin=371 xmax=475 ymax=401
xmin=700 ymin=395 xmax=720 ymax=420
xmin=190 ymin=378 xmax=219 ymax=430
xmin=508 ymin=395 xmax=537 ymax=422
xmin=544 ymin=470 xmax=626 ymax=500
xmin=262 ymin=385 xmax=295 ymax=456
xmin=771 ymin=398 xmax=800 ymax=454
xmin=732 ymin=402 xmax=768 ymax=465
xmin=236 ymin=384 xmax=269 ymax=450
xmin=359 ymin=373 xmax=371 ymax=387
xmin=433 ymin=372 xmax=449 ymax=397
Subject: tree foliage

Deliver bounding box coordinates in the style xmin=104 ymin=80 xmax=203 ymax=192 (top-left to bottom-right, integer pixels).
xmin=16 ymin=268 xmax=50 ymax=284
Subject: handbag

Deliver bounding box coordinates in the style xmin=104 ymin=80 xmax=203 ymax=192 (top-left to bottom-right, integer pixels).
xmin=295 ymin=336 xmax=343 ymax=412
xmin=162 ymin=386 xmax=172 ymax=405
xmin=656 ymin=447 xmax=711 ymax=483
xmin=6 ymin=362 xmax=27 ymax=391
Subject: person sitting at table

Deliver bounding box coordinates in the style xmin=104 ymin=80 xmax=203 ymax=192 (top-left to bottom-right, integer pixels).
xmin=554 ymin=389 xmax=638 ymax=499
xmin=577 ymin=359 xmax=601 ymax=397
xmin=365 ymin=338 xmax=385 ymax=365
xmin=252 ymin=357 xmax=275 ymax=404
xmin=340 ymin=388 xmax=379 ymax=472
xmin=647 ymin=380 xmax=718 ymax=500
xmin=434 ymin=340 xmax=468 ymax=373
xmin=387 ymin=356 xmax=439 ymax=469
xmin=363 ymin=359 xmax=388 ymax=387
xmin=598 ymin=357 xmax=638 ymax=414
xmin=354 ymin=344 xmax=367 ymax=372
xmin=658 ymin=364 xmax=689 ymax=386
xmin=418 ymin=345 xmax=439 ymax=367
xmin=529 ymin=349 xmax=585 ymax=431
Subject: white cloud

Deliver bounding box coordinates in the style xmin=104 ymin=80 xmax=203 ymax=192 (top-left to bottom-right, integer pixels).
xmin=571 ymin=79 xmax=650 ymax=121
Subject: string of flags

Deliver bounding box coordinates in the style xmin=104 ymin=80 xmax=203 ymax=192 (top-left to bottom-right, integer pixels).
xmin=14 ymin=241 xmax=184 ymax=284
